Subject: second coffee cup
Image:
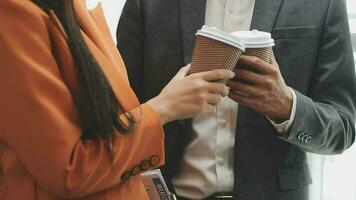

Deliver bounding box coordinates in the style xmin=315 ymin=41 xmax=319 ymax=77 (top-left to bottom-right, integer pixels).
xmin=232 ymin=30 xmax=275 ymax=63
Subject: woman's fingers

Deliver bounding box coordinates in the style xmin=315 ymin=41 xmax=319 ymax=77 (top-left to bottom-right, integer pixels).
xmin=206 ymin=82 xmax=230 ymax=97
xmin=206 ymin=93 xmax=222 ymax=105
xmin=172 ymin=64 xmax=191 ymax=81
xmin=192 ymin=69 xmax=235 ymax=82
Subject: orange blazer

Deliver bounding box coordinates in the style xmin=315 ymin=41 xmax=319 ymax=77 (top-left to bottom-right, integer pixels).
xmin=0 ymin=0 xmax=165 ymax=199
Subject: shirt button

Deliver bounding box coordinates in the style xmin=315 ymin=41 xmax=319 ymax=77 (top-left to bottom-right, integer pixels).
xmin=228 ymin=8 xmax=234 ymax=14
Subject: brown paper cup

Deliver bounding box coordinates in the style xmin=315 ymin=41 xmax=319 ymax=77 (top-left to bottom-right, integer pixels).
xmin=189 ymin=35 xmax=244 ymax=74
xmin=244 ymin=47 xmax=273 ymax=63
xmin=231 ymin=30 xmax=275 ymax=64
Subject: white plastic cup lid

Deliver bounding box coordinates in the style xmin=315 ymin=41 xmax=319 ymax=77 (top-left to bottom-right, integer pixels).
xmin=196 ymin=26 xmax=246 ymax=51
xmin=231 ymin=30 xmax=275 ymax=48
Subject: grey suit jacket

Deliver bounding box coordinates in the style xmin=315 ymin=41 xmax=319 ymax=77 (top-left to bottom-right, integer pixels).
xmin=117 ymin=0 xmax=356 ymax=199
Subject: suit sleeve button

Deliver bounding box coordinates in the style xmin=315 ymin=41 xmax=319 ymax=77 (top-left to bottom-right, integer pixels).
xmin=149 ymin=155 xmax=160 ymax=167
xmin=305 ymin=136 xmax=312 ymax=144
xmin=297 ymin=132 xmax=305 ymax=142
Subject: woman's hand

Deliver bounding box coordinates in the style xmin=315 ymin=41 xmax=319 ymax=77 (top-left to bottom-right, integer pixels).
xmin=147 ymin=66 xmax=235 ymax=124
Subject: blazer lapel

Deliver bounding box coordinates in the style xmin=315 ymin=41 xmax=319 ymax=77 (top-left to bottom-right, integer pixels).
xmin=250 ymin=0 xmax=285 ymax=32
xmin=73 ymin=0 xmax=139 ymax=110
xmin=73 ymin=0 xmax=114 ymax=61
xmin=180 ymin=0 xmax=206 ymax=65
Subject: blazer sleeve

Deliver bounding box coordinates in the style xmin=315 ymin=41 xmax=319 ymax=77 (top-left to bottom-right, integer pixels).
xmin=280 ymin=0 xmax=356 ymax=154
xmin=116 ymin=0 xmax=145 ymax=102
xmin=0 ymin=1 xmax=164 ymax=199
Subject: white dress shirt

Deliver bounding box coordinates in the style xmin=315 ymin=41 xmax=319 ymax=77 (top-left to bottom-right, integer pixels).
xmin=172 ymin=0 xmax=297 ymax=199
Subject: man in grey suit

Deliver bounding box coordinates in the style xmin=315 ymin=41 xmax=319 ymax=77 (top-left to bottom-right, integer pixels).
xmin=117 ymin=0 xmax=356 ymax=199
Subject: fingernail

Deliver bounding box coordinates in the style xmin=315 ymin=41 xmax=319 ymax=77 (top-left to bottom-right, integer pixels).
xmin=230 ymin=71 xmax=235 ymax=78
xmin=224 ymin=87 xmax=230 ymax=95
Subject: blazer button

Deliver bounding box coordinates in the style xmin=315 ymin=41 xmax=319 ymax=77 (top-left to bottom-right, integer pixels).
xmin=149 ymin=155 xmax=160 ymax=167
xmin=121 ymin=171 xmax=131 ymax=181
xmin=131 ymin=165 xmax=141 ymax=176
xmin=140 ymin=160 xmax=151 ymax=171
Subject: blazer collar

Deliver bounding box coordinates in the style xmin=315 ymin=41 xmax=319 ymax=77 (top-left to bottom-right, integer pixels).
xmin=73 ymin=0 xmax=113 ymax=60
xmin=49 ymin=0 xmax=140 ymax=110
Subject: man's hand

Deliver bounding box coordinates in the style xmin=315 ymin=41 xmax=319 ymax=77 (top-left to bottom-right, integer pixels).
xmin=227 ymin=54 xmax=293 ymax=122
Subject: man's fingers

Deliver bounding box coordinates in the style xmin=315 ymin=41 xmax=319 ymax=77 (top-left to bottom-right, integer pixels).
xmin=238 ymin=55 xmax=274 ymax=74
xmin=228 ymin=90 xmax=258 ymax=107
xmin=234 ymin=68 xmax=264 ymax=85
xmin=227 ymin=81 xmax=260 ymax=97
xmin=194 ymin=69 xmax=235 ymax=82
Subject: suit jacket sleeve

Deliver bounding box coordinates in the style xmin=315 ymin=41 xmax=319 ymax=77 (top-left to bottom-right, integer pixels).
xmin=280 ymin=0 xmax=356 ymax=154
xmin=117 ymin=0 xmax=145 ymax=102
xmin=0 ymin=1 xmax=164 ymax=198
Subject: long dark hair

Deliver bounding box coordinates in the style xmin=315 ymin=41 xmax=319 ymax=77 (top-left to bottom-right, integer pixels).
xmin=32 ymin=0 xmax=134 ymax=139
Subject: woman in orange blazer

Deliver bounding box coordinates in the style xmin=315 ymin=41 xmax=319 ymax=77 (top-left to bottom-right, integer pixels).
xmin=0 ymin=0 xmax=234 ymax=199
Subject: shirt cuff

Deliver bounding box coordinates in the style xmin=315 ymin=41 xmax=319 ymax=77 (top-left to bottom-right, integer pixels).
xmin=267 ymin=87 xmax=297 ymax=134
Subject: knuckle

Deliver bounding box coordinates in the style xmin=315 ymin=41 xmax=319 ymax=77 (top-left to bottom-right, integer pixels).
xmin=197 ymin=93 xmax=207 ymax=103
xmin=264 ymin=79 xmax=274 ymax=89
xmin=270 ymin=68 xmax=279 ymax=76
xmin=200 ymin=105 xmax=209 ymax=113
xmin=255 ymin=101 xmax=263 ymax=109
xmin=214 ymin=70 xmax=224 ymax=79
xmin=270 ymin=68 xmax=279 ymax=77
xmin=252 ymin=57 xmax=262 ymax=64
xmin=194 ymin=79 xmax=205 ymax=88
xmin=190 ymin=73 xmax=200 ymax=79
xmin=218 ymin=83 xmax=225 ymax=91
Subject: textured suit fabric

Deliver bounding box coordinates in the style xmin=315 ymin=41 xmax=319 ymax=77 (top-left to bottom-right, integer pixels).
xmin=0 ymin=0 xmax=165 ymax=199
xmin=117 ymin=0 xmax=356 ymax=199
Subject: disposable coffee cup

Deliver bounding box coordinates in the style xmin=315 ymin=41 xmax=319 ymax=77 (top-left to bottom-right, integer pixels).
xmin=231 ymin=30 xmax=275 ymax=63
xmin=189 ymin=26 xmax=245 ymax=75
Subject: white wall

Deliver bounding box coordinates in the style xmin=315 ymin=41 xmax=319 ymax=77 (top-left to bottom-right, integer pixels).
xmin=101 ymin=0 xmax=126 ymax=44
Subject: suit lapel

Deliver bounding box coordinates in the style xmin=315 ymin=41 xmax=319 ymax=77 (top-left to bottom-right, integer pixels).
xmin=234 ymin=0 xmax=285 ymax=192
xmin=250 ymin=0 xmax=285 ymax=32
xmin=180 ymin=0 xmax=206 ymax=65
